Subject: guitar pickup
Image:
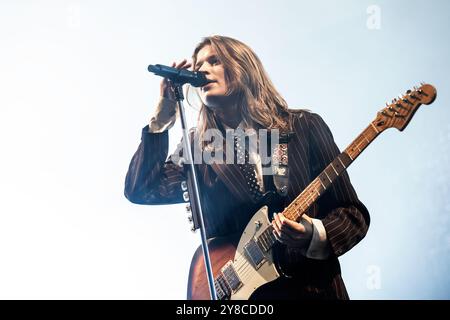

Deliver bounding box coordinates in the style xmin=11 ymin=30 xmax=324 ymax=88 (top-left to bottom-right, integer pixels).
xmin=221 ymin=261 xmax=242 ymax=293
xmin=244 ymin=238 xmax=266 ymax=269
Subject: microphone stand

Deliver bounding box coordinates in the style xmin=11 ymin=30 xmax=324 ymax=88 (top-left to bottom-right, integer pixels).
xmin=172 ymin=82 xmax=217 ymax=300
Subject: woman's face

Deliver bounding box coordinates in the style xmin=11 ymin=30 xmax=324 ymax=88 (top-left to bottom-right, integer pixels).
xmin=194 ymin=45 xmax=229 ymax=108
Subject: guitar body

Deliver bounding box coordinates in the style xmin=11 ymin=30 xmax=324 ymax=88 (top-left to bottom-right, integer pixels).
xmin=187 ymin=205 xmax=281 ymax=300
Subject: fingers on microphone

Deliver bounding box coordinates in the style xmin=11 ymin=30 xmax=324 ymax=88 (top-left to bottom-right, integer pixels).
xmin=175 ymin=59 xmax=192 ymax=70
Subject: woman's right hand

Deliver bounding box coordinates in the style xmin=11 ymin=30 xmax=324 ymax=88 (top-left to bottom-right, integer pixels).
xmin=160 ymin=59 xmax=192 ymax=100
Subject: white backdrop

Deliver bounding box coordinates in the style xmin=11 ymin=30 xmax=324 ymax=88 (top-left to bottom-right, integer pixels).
xmin=0 ymin=0 xmax=449 ymax=299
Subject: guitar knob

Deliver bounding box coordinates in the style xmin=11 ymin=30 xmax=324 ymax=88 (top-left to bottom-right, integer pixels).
xmin=278 ymin=185 xmax=288 ymax=196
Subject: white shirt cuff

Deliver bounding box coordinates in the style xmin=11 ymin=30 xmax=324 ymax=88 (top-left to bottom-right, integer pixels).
xmin=306 ymin=218 xmax=331 ymax=260
xmin=148 ymin=97 xmax=178 ymax=133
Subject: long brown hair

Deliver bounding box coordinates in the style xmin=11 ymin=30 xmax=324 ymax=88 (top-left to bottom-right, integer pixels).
xmin=189 ymin=35 xmax=291 ymax=148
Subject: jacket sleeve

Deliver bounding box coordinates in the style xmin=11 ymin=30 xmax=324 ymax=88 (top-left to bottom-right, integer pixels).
xmin=124 ymin=125 xmax=186 ymax=205
xmin=307 ymin=112 xmax=370 ymax=257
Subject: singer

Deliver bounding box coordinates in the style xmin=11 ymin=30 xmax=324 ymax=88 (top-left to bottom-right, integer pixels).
xmin=124 ymin=35 xmax=370 ymax=299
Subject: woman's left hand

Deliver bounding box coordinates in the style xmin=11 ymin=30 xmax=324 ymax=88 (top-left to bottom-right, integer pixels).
xmin=272 ymin=212 xmax=313 ymax=248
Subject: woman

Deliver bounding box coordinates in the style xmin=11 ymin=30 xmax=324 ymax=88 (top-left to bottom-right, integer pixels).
xmin=125 ymin=35 xmax=370 ymax=299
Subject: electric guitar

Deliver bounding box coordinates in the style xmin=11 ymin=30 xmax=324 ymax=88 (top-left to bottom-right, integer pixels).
xmin=187 ymin=84 xmax=437 ymax=300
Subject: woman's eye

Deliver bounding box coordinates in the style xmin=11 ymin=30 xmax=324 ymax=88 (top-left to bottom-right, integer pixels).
xmin=210 ymin=57 xmax=219 ymax=65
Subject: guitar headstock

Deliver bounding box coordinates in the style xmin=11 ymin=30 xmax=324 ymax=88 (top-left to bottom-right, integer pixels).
xmin=373 ymin=83 xmax=436 ymax=132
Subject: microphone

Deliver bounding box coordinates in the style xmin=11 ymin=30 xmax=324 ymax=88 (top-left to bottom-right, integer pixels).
xmin=148 ymin=64 xmax=210 ymax=87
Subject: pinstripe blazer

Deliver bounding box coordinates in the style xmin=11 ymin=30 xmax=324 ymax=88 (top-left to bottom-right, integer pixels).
xmin=124 ymin=109 xmax=370 ymax=299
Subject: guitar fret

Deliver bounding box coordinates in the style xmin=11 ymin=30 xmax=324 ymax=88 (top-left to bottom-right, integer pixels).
xmin=315 ymin=188 xmax=321 ymax=197
xmin=318 ymin=176 xmax=326 ymax=189
xmin=338 ymin=156 xmax=346 ymax=169
xmin=323 ymin=171 xmax=332 ymax=183
xmin=363 ymin=134 xmax=370 ymax=143
xmin=325 ymin=166 xmax=338 ymax=180
xmin=315 ymin=180 xmax=324 ymax=193
xmin=340 ymin=152 xmax=352 ymax=167
xmin=330 ymin=163 xmax=339 ymax=176
xmin=305 ymin=197 xmax=311 ymax=207
xmin=370 ymin=122 xmax=380 ymax=133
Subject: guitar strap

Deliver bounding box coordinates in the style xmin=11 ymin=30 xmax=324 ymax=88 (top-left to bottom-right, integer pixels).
xmin=270 ymin=132 xmax=295 ymax=197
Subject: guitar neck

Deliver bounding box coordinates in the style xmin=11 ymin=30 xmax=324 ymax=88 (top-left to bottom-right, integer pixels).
xmin=282 ymin=121 xmax=382 ymax=222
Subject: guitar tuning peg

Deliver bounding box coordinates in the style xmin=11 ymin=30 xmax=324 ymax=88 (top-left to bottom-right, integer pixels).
xmin=381 ymin=110 xmax=393 ymax=118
